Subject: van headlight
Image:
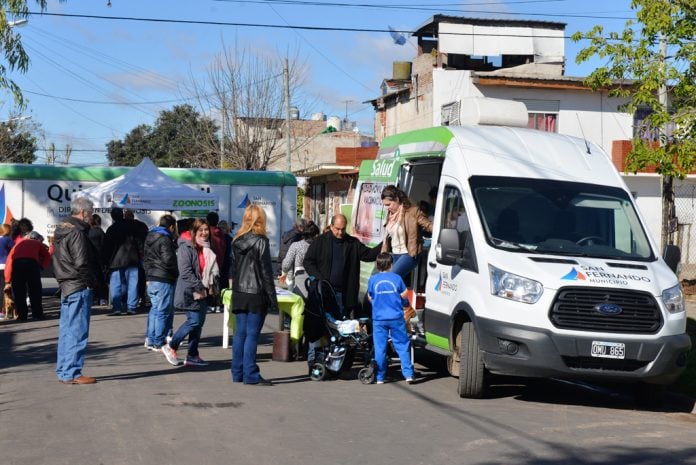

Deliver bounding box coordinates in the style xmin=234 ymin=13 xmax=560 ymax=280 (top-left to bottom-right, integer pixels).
xmin=662 ymin=284 xmax=685 ymax=313
xmin=489 ymin=265 xmax=543 ymax=304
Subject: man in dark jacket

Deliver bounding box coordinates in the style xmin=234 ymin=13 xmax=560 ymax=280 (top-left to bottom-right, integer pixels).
xmin=303 ymin=213 xmax=380 ymax=370
xmin=103 ymin=207 xmax=146 ymax=315
xmin=303 ymin=214 xmax=381 ymax=317
xmin=53 ymin=197 xmax=101 ymax=385
xmin=143 ymin=214 xmax=178 ymax=351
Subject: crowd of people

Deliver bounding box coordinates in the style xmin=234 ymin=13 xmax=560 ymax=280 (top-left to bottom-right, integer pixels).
xmin=4 ymin=184 xmax=433 ymax=387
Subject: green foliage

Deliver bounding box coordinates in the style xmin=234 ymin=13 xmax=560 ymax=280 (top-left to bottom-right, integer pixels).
xmin=296 ymin=186 xmax=304 ymax=217
xmin=0 ymin=119 xmax=37 ymax=163
xmin=106 ymin=105 xmax=220 ymax=168
xmin=572 ymin=0 xmax=696 ymax=178
xmin=0 ymin=1 xmax=58 ymax=107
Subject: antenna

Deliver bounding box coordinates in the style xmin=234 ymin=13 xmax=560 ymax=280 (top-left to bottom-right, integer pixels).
xmin=575 ymin=113 xmax=591 ymax=155
xmin=341 ymin=99 xmax=354 ymax=122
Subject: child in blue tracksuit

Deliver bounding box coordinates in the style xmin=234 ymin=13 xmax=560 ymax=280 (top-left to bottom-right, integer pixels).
xmin=367 ymin=253 xmax=415 ymax=384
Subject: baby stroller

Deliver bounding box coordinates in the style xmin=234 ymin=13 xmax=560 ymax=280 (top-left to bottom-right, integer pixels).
xmin=303 ymin=278 xmax=375 ymax=384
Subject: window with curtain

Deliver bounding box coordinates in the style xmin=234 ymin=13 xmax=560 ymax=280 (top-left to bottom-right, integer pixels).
xmin=527 ymin=113 xmax=557 ymax=132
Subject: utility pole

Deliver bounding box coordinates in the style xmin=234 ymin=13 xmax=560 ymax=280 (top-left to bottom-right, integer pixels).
xmin=220 ymin=100 xmax=225 ymax=169
xmin=284 ymin=58 xmax=292 ymax=172
xmin=659 ymin=32 xmax=672 ymax=251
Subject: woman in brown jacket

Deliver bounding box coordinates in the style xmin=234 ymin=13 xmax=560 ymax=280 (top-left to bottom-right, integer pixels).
xmin=380 ymin=185 xmax=433 ymax=280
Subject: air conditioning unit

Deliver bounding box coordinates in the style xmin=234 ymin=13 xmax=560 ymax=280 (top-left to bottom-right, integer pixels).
xmin=441 ymin=97 xmax=528 ymax=127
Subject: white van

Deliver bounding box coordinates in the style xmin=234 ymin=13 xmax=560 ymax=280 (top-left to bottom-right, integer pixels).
xmin=351 ymin=109 xmax=691 ymax=398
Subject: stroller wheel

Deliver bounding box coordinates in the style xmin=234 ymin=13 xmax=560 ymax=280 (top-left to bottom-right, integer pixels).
xmin=309 ymin=362 xmax=326 ymax=381
xmin=358 ymin=366 xmax=374 ymax=385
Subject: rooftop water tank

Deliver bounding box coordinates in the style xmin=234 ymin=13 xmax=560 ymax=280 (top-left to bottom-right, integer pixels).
xmin=311 ymin=112 xmax=326 ymax=121
xmin=289 ymin=106 xmax=300 ymax=120
xmin=393 ymin=61 xmax=412 ymax=80
xmin=326 ymin=116 xmax=342 ymax=131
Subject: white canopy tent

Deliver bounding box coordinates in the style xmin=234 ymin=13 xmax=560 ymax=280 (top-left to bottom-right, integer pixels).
xmin=76 ymin=157 xmax=218 ymax=211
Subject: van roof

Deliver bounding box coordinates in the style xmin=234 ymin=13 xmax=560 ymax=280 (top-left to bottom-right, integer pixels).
xmin=378 ymin=125 xmax=623 ymax=188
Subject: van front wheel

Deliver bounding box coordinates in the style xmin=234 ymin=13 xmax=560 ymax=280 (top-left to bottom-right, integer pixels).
xmin=457 ymin=321 xmax=487 ymax=398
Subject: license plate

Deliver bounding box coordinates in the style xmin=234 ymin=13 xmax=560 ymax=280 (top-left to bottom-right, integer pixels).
xmin=591 ymin=341 xmax=625 ymax=359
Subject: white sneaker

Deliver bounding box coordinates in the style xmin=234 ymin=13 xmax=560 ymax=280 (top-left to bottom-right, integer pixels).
xmin=406 ymin=377 xmax=414 ymax=384
xmin=161 ymin=344 xmax=180 ymax=366
xmin=376 ymin=380 xmax=384 ymax=385
xmin=99 ymin=299 xmax=108 ymax=306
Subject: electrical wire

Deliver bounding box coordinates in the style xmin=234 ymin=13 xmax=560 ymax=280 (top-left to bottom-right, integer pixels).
xmin=25 ymin=11 xmax=635 ymax=38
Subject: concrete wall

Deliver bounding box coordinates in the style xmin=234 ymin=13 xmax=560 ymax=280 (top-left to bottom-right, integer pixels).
xmin=430 ymin=69 xmax=633 ymax=155
xmin=267 ymin=130 xmax=370 ymax=172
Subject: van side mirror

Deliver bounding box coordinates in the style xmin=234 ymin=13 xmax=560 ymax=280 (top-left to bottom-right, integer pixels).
xmin=436 ymin=228 xmax=462 ymax=266
xmin=663 ymin=244 xmax=681 ymax=274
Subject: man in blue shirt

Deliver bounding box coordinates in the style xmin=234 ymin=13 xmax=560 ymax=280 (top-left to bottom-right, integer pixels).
xmin=367 ymin=253 xmax=415 ymax=384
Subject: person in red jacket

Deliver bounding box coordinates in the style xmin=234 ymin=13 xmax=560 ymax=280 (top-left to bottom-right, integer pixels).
xmin=3 ymin=231 xmax=51 ymax=321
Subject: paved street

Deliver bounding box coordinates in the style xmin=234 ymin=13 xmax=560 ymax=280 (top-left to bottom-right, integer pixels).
xmin=1 ymin=296 xmax=695 ymax=465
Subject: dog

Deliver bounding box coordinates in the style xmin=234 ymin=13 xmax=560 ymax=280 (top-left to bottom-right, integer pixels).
xmin=3 ymin=288 xmax=16 ymax=320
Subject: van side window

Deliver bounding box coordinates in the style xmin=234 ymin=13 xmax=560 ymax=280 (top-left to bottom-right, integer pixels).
xmin=441 ymin=186 xmax=477 ymax=272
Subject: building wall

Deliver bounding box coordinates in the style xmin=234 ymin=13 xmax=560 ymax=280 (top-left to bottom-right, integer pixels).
xmin=267 ymin=130 xmax=370 ymax=172
xmin=303 ymin=174 xmax=356 ymax=229
xmin=430 ymin=69 xmax=633 ymax=155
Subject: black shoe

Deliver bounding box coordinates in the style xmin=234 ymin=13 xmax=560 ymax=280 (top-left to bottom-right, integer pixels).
xmin=252 ymin=377 xmax=273 ymax=386
xmin=32 ymin=314 xmax=46 ymax=320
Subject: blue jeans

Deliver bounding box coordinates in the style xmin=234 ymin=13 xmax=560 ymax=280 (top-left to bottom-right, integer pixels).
xmin=391 ymin=254 xmax=418 ymax=281
xmin=170 ymin=300 xmax=206 ymax=358
xmin=56 ymin=288 xmax=93 ymax=381
xmin=231 ymin=311 xmax=267 ymax=384
xmin=146 ymin=281 xmax=175 ymax=347
xmin=373 ymin=318 xmax=414 ymax=382
xmin=110 ymin=266 xmax=139 ymax=312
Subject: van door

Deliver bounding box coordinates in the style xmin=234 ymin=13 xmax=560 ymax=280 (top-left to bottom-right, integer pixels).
xmin=424 ymin=178 xmax=479 ymax=349
xmin=398 ymin=160 xmax=443 ymax=302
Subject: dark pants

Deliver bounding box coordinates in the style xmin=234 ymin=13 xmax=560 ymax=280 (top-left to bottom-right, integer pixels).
xmin=11 ymin=258 xmax=43 ymax=320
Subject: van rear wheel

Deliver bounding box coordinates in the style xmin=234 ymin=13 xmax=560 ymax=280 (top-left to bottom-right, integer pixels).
xmin=457 ymin=320 xmax=487 ymax=398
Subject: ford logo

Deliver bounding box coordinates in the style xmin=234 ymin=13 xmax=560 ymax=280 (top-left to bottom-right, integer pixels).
xmin=594 ymin=303 xmax=623 ymax=315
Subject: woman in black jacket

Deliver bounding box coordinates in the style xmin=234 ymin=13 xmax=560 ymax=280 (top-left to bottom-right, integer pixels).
xmin=229 ymin=204 xmax=278 ymax=386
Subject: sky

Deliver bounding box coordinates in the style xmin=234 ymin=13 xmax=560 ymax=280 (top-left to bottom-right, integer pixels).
xmin=4 ymin=0 xmax=638 ymax=166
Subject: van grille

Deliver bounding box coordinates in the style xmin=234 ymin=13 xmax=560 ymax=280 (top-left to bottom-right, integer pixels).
xmin=562 ymin=356 xmax=649 ymax=371
xmin=549 ymin=287 xmax=662 ymax=334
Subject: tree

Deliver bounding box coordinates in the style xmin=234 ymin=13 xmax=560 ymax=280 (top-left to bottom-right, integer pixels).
xmin=573 ymin=0 xmax=696 ymax=249
xmin=0 ymin=1 xmax=62 ymax=106
xmin=187 ymin=45 xmax=311 ymax=170
xmin=106 ymin=105 xmax=220 ymax=168
xmin=0 ymin=116 xmax=38 ymax=163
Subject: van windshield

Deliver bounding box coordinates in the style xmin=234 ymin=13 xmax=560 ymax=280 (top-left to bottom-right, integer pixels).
xmin=470 ymin=176 xmax=655 ymax=261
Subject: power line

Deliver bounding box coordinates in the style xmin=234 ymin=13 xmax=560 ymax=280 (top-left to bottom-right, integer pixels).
xmin=214 ymin=0 xmax=630 ymax=19
xmin=35 ymin=148 xmax=108 ymax=152
xmin=23 ymin=89 xmax=198 ymax=105
xmin=26 ymin=11 xmax=635 ymax=38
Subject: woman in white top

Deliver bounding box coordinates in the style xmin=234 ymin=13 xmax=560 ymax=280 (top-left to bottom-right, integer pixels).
xmin=380 ymin=185 xmax=433 ymax=281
